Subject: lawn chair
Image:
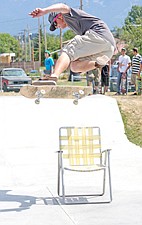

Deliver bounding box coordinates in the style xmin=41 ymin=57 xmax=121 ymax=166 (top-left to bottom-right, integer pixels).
xmin=57 ymin=126 xmax=112 ymax=204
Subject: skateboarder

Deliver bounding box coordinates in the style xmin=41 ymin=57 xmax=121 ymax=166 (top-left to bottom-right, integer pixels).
xmin=29 ymin=3 xmax=116 ymax=82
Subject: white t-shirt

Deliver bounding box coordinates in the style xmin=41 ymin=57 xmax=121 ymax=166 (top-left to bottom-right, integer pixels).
xmin=118 ymin=55 xmax=131 ymax=73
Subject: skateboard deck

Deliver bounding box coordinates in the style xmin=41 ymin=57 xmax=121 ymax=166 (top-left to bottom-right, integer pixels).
xmin=32 ymin=80 xmax=57 ymax=86
xmin=20 ymin=83 xmax=92 ymax=105
xmin=121 ymin=74 xmax=127 ymax=94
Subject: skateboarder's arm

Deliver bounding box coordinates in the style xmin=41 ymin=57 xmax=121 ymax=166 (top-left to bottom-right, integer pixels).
xmin=29 ymin=3 xmax=70 ymax=18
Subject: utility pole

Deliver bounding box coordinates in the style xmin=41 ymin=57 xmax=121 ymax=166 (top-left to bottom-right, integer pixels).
xmin=27 ymin=25 xmax=32 ymax=62
xmin=31 ymin=40 xmax=34 ymax=62
xmin=38 ymin=18 xmax=41 ymax=66
xmin=24 ymin=29 xmax=27 ymax=61
xmin=80 ymin=0 xmax=83 ymax=10
xmin=18 ymin=32 xmax=22 ymax=61
xmin=43 ymin=16 xmax=47 ymax=51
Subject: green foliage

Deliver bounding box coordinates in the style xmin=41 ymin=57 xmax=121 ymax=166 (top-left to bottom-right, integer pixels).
xmin=0 ymin=33 xmax=19 ymax=56
xmin=124 ymin=5 xmax=142 ymax=25
xmin=46 ymin=34 xmax=60 ymax=52
xmin=115 ymin=5 xmax=142 ymax=55
xmin=52 ymin=52 xmax=58 ymax=60
xmin=63 ymin=29 xmax=75 ymax=41
xmin=33 ymin=33 xmax=60 ymax=63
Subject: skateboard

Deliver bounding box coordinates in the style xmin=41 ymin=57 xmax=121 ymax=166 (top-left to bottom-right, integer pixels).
xmin=20 ymin=81 xmax=92 ymax=105
xmin=121 ymin=73 xmax=127 ymax=95
xmin=136 ymin=77 xmax=142 ymax=95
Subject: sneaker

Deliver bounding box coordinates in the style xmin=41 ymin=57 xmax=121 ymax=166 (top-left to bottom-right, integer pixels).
xmin=45 ymin=75 xmax=58 ymax=82
xmin=115 ymin=92 xmax=121 ymax=95
xmin=96 ymin=55 xmax=109 ymax=66
xmin=131 ymin=92 xmax=137 ymax=95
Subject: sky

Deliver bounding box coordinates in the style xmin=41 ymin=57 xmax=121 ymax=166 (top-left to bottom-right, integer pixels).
xmin=0 ymin=0 xmax=141 ymax=36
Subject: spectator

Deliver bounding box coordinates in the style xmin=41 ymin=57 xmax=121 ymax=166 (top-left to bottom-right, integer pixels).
xmin=137 ymin=59 xmax=142 ymax=94
xmin=115 ymin=48 xmax=131 ymax=95
xmin=86 ymin=68 xmax=100 ymax=94
xmin=93 ymin=68 xmax=100 ymax=94
xmin=43 ymin=50 xmax=54 ymax=78
xmin=138 ymin=59 xmax=142 ymax=77
xmin=101 ymin=62 xmax=110 ymax=94
xmin=131 ymin=48 xmax=141 ymax=95
xmin=86 ymin=70 xmax=94 ymax=86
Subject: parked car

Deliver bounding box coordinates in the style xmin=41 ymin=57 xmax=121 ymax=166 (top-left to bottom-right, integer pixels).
xmin=0 ymin=68 xmax=32 ymax=92
xmin=111 ymin=60 xmax=119 ymax=69
xmin=110 ymin=65 xmax=135 ymax=92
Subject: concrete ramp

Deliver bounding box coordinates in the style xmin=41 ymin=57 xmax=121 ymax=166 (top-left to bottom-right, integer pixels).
xmin=0 ymin=95 xmax=142 ymax=225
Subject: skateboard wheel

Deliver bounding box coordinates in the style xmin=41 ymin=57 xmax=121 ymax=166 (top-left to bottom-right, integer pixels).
xmin=79 ymin=90 xmax=84 ymax=95
xmin=35 ymin=99 xmax=40 ymax=104
xmin=73 ymin=100 xmax=78 ymax=105
xmin=35 ymin=90 xmax=40 ymax=96
xmin=41 ymin=89 xmax=45 ymax=94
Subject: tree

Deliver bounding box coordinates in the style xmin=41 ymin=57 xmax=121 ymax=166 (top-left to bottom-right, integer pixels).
xmin=63 ymin=29 xmax=75 ymax=42
xmin=0 ymin=33 xmax=19 ymax=57
xmin=119 ymin=5 xmax=142 ymax=56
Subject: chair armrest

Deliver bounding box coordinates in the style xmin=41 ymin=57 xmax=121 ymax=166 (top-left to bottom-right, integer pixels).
xmin=101 ymin=149 xmax=112 ymax=165
xmin=55 ymin=150 xmax=63 ymax=153
xmin=102 ymin=149 xmax=112 ymax=154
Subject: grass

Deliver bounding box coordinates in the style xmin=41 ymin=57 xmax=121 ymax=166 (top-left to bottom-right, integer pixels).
xmin=118 ymin=102 xmax=142 ymax=148
xmin=57 ymin=79 xmax=87 ymax=86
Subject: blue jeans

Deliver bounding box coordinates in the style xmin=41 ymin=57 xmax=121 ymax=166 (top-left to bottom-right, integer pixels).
xmin=117 ymin=72 xmax=127 ymax=93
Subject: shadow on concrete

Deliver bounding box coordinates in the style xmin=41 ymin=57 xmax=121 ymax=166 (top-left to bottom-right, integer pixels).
xmin=0 ymin=190 xmax=36 ymax=212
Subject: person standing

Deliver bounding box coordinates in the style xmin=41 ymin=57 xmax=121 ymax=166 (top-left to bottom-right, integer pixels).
xmin=86 ymin=68 xmax=100 ymax=94
xmin=101 ymin=62 xmax=110 ymax=94
xmin=138 ymin=59 xmax=142 ymax=77
xmin=43 ymin=50 xmax=54 ymax=78
xmin=131 ymin=48 xmax=141 ymax=95
xmin=116 ymin=48 xmax=131 ymax=95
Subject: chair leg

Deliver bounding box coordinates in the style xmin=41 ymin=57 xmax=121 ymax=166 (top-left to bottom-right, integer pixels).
xmin=57 ymin=153 xmax=61 ymax=196
xmin=102 ymin=169 xmax=106 ymax=195
xmin=61 ymin=166 xmax=65 ymax=203
xmin=108 ymin=151 xmax=112 ymax=201
xmin=57 ymin=167 xmax=60 ymax=196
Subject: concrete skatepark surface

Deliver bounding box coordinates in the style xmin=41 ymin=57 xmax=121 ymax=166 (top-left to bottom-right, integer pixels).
xmin=0 ymin=95 xmax=142 ymax=225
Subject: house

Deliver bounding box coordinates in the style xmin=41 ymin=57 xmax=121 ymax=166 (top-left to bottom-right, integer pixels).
xmin=0 ymin=53 xmax=15 ymax=64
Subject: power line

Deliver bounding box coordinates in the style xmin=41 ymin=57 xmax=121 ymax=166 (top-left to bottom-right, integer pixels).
xmin=0 ymin=17 xmax=29 ymax=24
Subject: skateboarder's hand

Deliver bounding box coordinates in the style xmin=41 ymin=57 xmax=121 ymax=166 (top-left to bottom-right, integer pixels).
xmin=29 ymin=8 xmax=45 ymax=18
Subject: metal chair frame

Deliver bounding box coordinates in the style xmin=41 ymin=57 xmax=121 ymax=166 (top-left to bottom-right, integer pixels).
xmin=57 ymin=126 xmax=112 ymax=204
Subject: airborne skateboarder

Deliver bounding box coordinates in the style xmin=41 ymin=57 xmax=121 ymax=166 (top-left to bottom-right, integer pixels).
xmin=29 ymin=3 xmax=116 ymax=82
